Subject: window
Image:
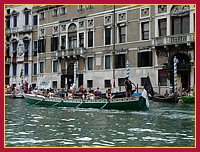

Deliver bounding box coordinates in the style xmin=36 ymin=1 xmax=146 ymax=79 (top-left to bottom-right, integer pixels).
xmin=78 ymin=5 xmax=84 ymax=12
xmin=61 ymin=36 xmax=66 ymax=49
xmin=13 ymin=15 xmax=17 ymax=27
xmin=118 ymin=78 xmax=126 ymax=86
xmin=105 ymin=80 xmax=111 ymax=88
xmin=88 ymin=57 xmax=93 ymax=70
xmin=7 ymin=9 xmax=10 ymax=15
xmin=53 ymin=60 xmax=58 ymax=72
xmin=33 ymin=41 xmax=37 ymax=56
xmin=119 ymin=25 xmax=126 ymax=43
xmin=40 ymin=62 xmax=44 ymax=73
xmin=60 ymin=7 xmax=66 ymax=15
xmin=105 ymin=27 xmax=111 ymax=45
xmin=6 ymin=44 xmax=10 ymax=56
xmin=6 ymin=17 xmax=10 ymax=29
xmin=141 ymin=22 xmax=149 ymax=40
xmin=13 ymin=63 xmax=17 ymax=76
xmin=23 ymin=40 xmax=29 ymax=53
xmin=38 ymin=39 xmax=46 ymax=53
xmin=105 ymin=55 xmax=111 ymax=69
xmin=115 ymin=54 xmax=125 ymax=69
xmin=158 ymin=19 xmax=167 ymax=36
xmin=68 ymin=36 xmax=77 ymax=49
xmin=33 ymin=15 xmax=38 ymax=26
xmin=12 ymin=42 xmax=17 ymax=54
xmin=51 ymin=37 xmax=58 ymax=51
xmin=88 ymin=31 xmax=93 ymax=47
xmin=52 ymin=81 xmax=57 ymax=90
xmin=158 ymin=70 xmax=167 ymax=86
xmin=87 ymin=80 xmax=93 ymax=88
xmin=172 ymin=16 xmax=189 ymax=34
xmin=87 ymin=5 xmax=94 ymax=10
xmin=79 ymin=33 xmax=84 ymax=47
xmin=5 ymin=64 xmax=10 ymax=76
xmin=34 ymin=63 xmax=37 ymax=75
xmin=24 ymin=63 xmax=28 ymax=76
xmin=40 ymin=12 xmax=45 ymax=20
xmin=141 ymin=77 xmax=147 ymax=86
xmin=53 ymin=9 xmax=58 ymax=17
xmin=138 ymin=51 xmax=152 ymax=67
xmin=25 ymin=12 xmax=29 ymax=25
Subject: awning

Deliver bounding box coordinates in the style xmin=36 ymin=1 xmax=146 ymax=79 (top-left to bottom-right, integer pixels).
xmin=23 ymin=49 xmax=28 ymax=53
xmin=6 ymin=45 xmax=9 ymax=50
xmin=6 ymin=18 xmax=10 ymax=22
xmin=12 ymin=50 xmax=17 ymax=53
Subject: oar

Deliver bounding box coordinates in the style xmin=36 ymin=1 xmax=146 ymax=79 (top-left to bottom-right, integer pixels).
xmin=49 ymin=99 xmax=63 ymax=108
xmin=74 ymin=100 xmax=84 ymax=109
xmin=29 ymin=98 xmax=45 ymax=107
xmin=99 ymin=100 xmax=109 ymax=110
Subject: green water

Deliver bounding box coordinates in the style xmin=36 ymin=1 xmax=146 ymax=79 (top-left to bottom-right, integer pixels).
xmin=5 ymin=97 xmax=195 ymax=147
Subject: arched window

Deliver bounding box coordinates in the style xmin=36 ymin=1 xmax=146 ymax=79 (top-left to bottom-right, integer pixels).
xmin=171 ymin=5 xmax=190 ymax=35
xmin=68 ymin=23 xmax=77 ymax=49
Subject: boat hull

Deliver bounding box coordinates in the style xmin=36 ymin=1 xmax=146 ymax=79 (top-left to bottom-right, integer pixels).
xmin=182 ymin=96 xmax=195 ymax=104
xmin=24 ymin=94 xmax=148 ymax=111
xmin=5 ymin=93 xmax=24 ymax=99
xmin=152 ymin=95 xmax=178 ymax=103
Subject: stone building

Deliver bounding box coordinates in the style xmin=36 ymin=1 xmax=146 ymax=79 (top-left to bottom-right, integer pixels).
xmin=5 ymin=5 xmax=195 ymax=94
xmin=5 ymin=5 xmax=33 ymax=88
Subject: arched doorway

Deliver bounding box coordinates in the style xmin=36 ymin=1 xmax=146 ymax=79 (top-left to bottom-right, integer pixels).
xmin=169 ymin=53 xmax=191 ymax=91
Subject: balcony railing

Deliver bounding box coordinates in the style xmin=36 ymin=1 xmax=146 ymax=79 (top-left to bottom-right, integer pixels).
xmin=152 ymin=33 xmax=194 ymax=47
xmin=11 ymin=27 xmax=18 ymax=33
xmin=22 ymin=25 xmax=32 ymax=32
xmin=38 ymin=52 xmax=57 ymax=60
xmin=6 ymin=57 xmax=11 ymax=63
xmin=5 ymin=28 xmax=11 ymax=35
xmin=57 ymin=47 xmax=86 ymax=58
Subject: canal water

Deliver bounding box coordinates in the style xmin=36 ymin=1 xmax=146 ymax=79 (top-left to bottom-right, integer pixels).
xmin=5 ymin=97 xmax=195 ymax=147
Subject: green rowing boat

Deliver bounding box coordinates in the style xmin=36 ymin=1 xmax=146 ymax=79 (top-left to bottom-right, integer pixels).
xmin=24 ymin=94 xmax=149 ymax=111
xmin=182 ymin=96 xmax=195 ymax=104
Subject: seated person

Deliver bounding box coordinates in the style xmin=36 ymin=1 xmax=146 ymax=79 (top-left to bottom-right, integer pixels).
xmin=94 ymin=87 xmax=102 ymax=94
xmin=164 ymin=90 xmax=169 ymax=97
xmin=169 ymin=90 xmax=174 ymax=97
xmin=64 ymin=90 xmax=74 ymax=100
xmin=86 ymin=90 xmax=95 ymax=100
xmin=106 ymin=89 xmax=115 ymax=100
xmin=78 ymin=85 xmax=85 ymax=94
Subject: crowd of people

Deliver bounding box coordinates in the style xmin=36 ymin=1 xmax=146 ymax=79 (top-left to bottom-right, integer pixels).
xmin=163 ymin=87 xmax=194 ymax=98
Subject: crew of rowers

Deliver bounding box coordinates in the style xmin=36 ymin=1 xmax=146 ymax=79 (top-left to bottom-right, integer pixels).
xmin=28 ymin=85 xmax=115 ymax=100
xmin=7 ymin=82 xmax=116 ymax=100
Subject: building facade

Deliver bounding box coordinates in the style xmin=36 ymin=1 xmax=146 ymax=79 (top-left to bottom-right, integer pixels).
xmin=5 ymin=5 xmax=195 ymax=94
xmin=5 ymin=5 xmax=33 ymax=88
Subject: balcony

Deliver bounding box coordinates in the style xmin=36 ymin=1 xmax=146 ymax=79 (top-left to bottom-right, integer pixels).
xmin=57 ymin=47 xmax=86 ymax=58
xmin=38 ymin=52 xmax=56 ymax=60
xmin=11 ymin=27 xmax=18 ymax=33
xmin=152 ymin=33 xmax=194 ymax=47
xmin=17 ymin=56 xmax=24 ymax=62
xmin=5 ymin=28 xmax=11 ymax=35
xmin=22 ymin=25 xmax=33 ymax=32
xmin=6 ymin=56 xmax=11 ymax=63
